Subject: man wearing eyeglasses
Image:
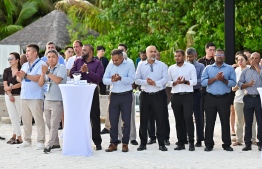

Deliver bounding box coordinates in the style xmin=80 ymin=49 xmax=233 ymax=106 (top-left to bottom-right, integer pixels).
xmin=238 ymin=52 xmax=262 ymax=151
xmin=201 ymin=49 xmax=236 ymax=152
xmin=168 ymin=49 xmax=197 ymax=151
xmin=135 ymin=45 xmax=169 ymax=151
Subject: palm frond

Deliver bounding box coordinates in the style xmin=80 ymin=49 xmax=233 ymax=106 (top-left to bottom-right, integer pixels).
xmin=0 ymin=24 xmax=23 ymax=39
xmin=15 ymin=1 xmax=38 ymax=26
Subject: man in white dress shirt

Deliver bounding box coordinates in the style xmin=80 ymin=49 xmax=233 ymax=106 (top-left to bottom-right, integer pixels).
xmin=66 ymin=40 xmax=83 ymax=71
xmin=168 ymin=49 xmax=197 ymax=151
xmin=135 ymin=45 xmax=169 ymax=151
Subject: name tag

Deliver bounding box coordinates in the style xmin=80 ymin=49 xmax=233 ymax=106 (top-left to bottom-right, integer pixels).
xmin=44 ymin=82 xmax=51 ymax=93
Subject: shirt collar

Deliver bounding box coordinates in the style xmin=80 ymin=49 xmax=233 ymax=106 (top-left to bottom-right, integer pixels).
xmin=145 ymin=59 xmax=159 ymax=65
xmin=48 ymin=62 xmax=60 ymax=69
xmin=81 ymin=56 xmax=96 ymax=62
xmin=212 ymin=62 xmax=226 ymax=67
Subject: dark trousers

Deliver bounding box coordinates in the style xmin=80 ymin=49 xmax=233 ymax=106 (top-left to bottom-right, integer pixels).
xmin=147 ymin=87 xmax=170 ymax=140
xmin=243 ymin=95 xmax=262 ymax=146
xmin=109 ymin=92 xmax=132 ymax=145
xmin=90 ymin=87 xmax=102 ymax=145
xmin=99 ymin=81 xmax=107 ymax=95
xmin=193 ymin=89 xmax=204 ymax=142
xmin=200 ymin=87 xmax=207 ymax=123
xmin=204 ymin=93 xmax=231 ymax=148
xmin=147 ymin=109 xmax=170 ymax=140
xmin=139 ymin=90 xmax=167 ymax=146
xmin=171 ymin=93 xmax=194 ymax=144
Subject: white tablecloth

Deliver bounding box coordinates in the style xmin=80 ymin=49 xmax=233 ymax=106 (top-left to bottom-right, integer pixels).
xmin=59 ymin=84 xmax=97 ymax=156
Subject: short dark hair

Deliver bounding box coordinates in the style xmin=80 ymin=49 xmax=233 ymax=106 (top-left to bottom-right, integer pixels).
xmin=46 ymin=41 xmax=55 ymax=46
xmin=26 ymin=44 xmax=39 ymax=53
xmin=73 ymin=40 xmax=83 ymax=47
xmin=216 ymin=48 xmax=224 ymax=53
xmin=97 ymin=45 xmax=105 ymax=51
xmin=205 ymin=42 xmax=216 ymax=49
xmin=186 ymin=47 xmax=197 ymax=56
xmin=111 ymin=49 xmax=123 ymax=57
xmin=118 ymin=43 xmax=128 ymax=51
xmin=65 ymin=46 xmax=73 ymax=51
xmin=175 ymin=49 xmax=185 ymax=56
xmin=243 ymin=49 xmax=252 ymax=54
xmin=47 ymin=50 xmax=59 ymax=57
xmin=84 ymin=44 xmax=94 ymax=53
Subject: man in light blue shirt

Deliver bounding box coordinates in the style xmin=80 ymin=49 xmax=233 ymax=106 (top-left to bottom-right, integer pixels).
xmin=16 ymin=44 xmax=46 ymax=150
xmin=41 ymin=41 xmax=65 ymax=65
xmin=103 ymin=49 xmax=135 ymax=152
xmin=201 ymin=49 xmax=236 ymax=152
xmin=135 ymin=45 xmax=169 ymax=151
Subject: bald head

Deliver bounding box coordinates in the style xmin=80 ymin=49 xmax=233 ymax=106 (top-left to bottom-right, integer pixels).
xmin=249 ymin=52 xmax=261 ymax=66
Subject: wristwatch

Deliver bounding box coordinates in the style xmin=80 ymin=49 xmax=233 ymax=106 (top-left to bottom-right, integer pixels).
xmin=46 ymin=70 xmax=50 ymax=75
xmin=24 ymin=73 xmax=28 ymax=79
xmin=86 ymin=71 xmax=89 ymax=74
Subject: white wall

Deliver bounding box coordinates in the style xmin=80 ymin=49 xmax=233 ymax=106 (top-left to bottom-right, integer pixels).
xmin=0 ymin=45 xmax=23 ymax=76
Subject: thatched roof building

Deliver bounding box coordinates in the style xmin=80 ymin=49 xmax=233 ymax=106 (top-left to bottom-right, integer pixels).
xmin=0 ymin=10 xmax=70 ymax=51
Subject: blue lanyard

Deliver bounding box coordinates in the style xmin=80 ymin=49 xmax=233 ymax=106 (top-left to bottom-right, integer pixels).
xmin=48 ymin=66 xmax=57 ymax=82
xmin=28 ymin=58 xmax=40 ymax=73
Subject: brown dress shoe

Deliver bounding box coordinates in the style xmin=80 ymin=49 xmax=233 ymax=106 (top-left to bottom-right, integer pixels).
xmin=105 ymin=143 xmax=117 ymax=152
xmin=122 ymin=144 xmax=129 ymax=152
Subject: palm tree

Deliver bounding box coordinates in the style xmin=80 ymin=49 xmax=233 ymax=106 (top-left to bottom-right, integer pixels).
xmin=55 ymin=0 xmax=110 ymax=35
xmin=0 ymin=0 xmax=56 ymax=40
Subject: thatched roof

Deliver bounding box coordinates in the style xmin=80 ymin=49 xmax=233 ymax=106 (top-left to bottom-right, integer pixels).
xmin=0 ymin=10 xmax=70 ymax=51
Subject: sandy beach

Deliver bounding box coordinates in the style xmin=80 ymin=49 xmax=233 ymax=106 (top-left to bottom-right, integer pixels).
xmin=0 ymin=108 xmax=262 ymax=169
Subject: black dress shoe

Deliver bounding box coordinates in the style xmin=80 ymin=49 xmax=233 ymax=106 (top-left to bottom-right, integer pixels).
xmin=176 ymin=141 xmax=188 ymax=145
xmin=242 ymin=145 xmax=252 ymax=151
xmin=51 ymin=145 xmax=61 ymax=149
xmin=96 ymin=144 xmax=102 ymax=150
xmin=164 ymin=140 xmax=170 ymax=146
xmin=100 ymin=128 xmax=110 ymax=134
xmin=195 ymin=141 xmax=202 ymax=147
xmin=130 ymin=140 xmax=138 ymax=145
xmin=44 ymin=146 xmax=51 ymax=153
xmin=189 ymin=143 xmax=195 ymax=151
xmin=147 ymin=139 xmax=156 ymax=145
xmin=174 ymin=145 xmax=185 ymax=150
xmin=223 ymin=146 xmax=233 ymax=151
xmin=204 ymin=146 xmax=213 ymax=152
xmin=159 ymin=146 xmax=168 ymax=151
xmin=137 ymin=145 xmax=146 ymax=151
xmin=0 ymin=136 xmax=5 ymax=140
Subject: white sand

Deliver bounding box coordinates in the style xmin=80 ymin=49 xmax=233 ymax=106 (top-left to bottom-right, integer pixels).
xmin=0 ymin=109 xmax=261 ymax=169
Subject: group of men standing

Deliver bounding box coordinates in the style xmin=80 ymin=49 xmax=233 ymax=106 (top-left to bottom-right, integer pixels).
xmin=12 ymin=39 xmax=262 ymax=154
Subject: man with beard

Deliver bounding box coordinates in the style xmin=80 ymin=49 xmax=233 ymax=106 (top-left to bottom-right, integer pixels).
xmin=168 ymin=49 xmax=197 ymax=151
xmin=70 ymin=44 xmax=104 ymax=150
xmin=201 ymin=49 xmax=236 ymax=152
xmin=186 ymin=48 xmax=205 ymax=147
xmin=135 ymin=45 xmax=169 ymax=151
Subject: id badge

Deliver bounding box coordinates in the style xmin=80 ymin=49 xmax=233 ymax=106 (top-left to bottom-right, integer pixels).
xmin=25 ymin=78 xmax=31 ymax=82
xmin=44 ymin=82 xmax=51 ymax=93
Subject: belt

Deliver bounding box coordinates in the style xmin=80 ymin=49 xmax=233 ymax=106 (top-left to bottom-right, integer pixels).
xmin=194 ymin=88 xmax=200 ymax=92
xmin=173 ymin=92 xmax=193 ymax=95
xmin=246 ymin=94 xmax=260 ymax=97
xmin=142 ymin=89 xmax=164 ymax=95
xmin=209 ymin=93 xmax=229 ymax=97
xmin=111 ymin=90 xmax=132 ymax=96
